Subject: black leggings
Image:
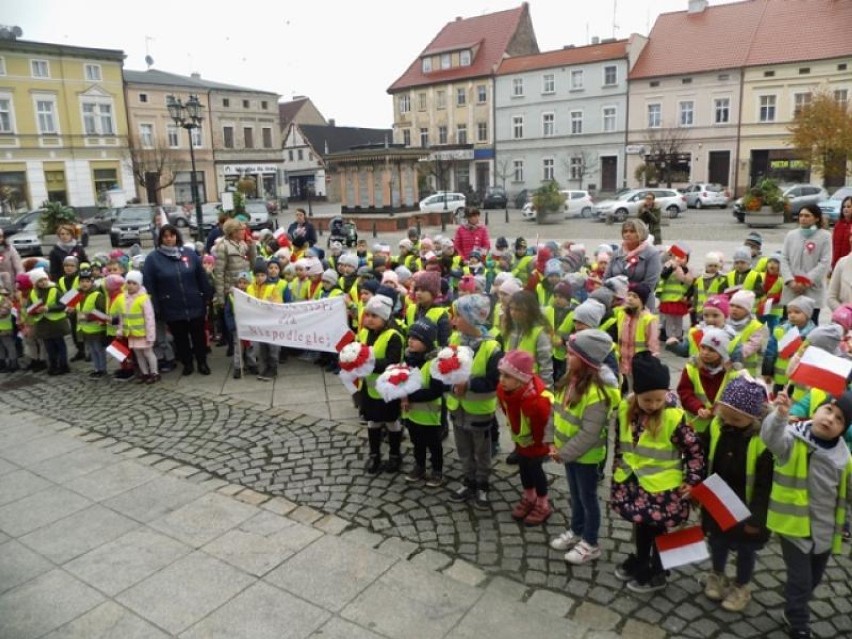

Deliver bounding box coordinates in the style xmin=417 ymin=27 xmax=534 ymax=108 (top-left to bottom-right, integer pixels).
xmin=635 ymin=522 xmax=666 ymax=582
xmin=167 ymin=316 xmax=208 ymax=367
xmin=406 ymin=422 xmax=443 ymax=472
xmin=518 ymin=455 xmax=548 ymax=496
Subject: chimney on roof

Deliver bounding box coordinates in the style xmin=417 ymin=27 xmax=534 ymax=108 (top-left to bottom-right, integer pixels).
xmin=191 ymin=72 xmax=201 ymax=79
xmin=688 ymin=0 xmax=708 ymax=14
xmin=563 ymin=44 xmax=575 ymax=49
xmin=591 ymin=36 xmax=600 ymax=45
xmin=455 ymin=16 xmax=462 ymax=21
xmin=328 ymin=118 xmax=335 ymax=127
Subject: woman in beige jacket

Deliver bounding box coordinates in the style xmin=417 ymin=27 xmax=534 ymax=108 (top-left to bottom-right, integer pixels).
xmin=213 ymin=218 xmax=256 ymax=306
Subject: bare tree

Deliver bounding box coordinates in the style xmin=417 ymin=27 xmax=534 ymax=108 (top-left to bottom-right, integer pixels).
xmin=494 ymin=158 xmax=512 ymax=190
xmin=640 ymin=127 xmax=691 ymax=188
xmin=126 ymin=134 xmax=184 ymax=204
xmin=560 ymin=151 xmax=599 ymax=189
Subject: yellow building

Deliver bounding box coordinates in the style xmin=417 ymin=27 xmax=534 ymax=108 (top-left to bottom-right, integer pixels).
xmin=0 ymin=37 xmax=131 ymax=215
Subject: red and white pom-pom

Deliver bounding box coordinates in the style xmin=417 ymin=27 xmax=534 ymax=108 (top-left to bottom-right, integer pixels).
xmin=338 ymin=342 xmax=374 ymax=377
xmin=375 ymin=364 xmax=423 ymax=402
xmin=430 ymin=345 xmax=474 ymax=385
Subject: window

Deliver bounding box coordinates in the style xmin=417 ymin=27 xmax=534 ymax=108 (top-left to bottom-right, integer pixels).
xmin=602 ymin=106 xmax=616 ymax=132
xmin=477 ymin=121 xmax=488 ymax=142
xmin=542 ymin=112 xmax=555 ymax=137
xmin=678 ymin=101 xmax=694 ymax=127
xmin=242 ymin=99 xmax=249 ymax=109
xmin=438 ymin=125 xmax=447 ymax=144
xmin=460 ymin=50 xmax=471 ymax=66
xmin=402 ymin=129 xmax=411 ymax=146
xmin=139 ymin=93 xmax=148 ymax=103
xmin=441 ymin=53 xmax=451 ymax=70
xmin=456 ymin=87 xmax=466 ymax=106
xmin=244 ymin=127 xmax=254 ymax=148
xmin=571 ymin=70 xmax=583 ymax=90
xmin=35 ymin=98 xmax=58 ymax=134
xmin=714 ymin=98 xmax=730 ymax=124
xmin=763 ymin=70 xmax=775 ymax=78
xmin=223 ymin=98 xmax=230 ymax=107
xmin=0 ymin=57 xmax=5 ymax=76
xmin=794 ymin=92 xmax=812 ymax=116
xmin=261 ymin=101 xmax=268 ymax=110
xmin=82 ymin=101 xmax=114 ymax=135
xmin=835 ymin=89 xmax=849 ymax=108
xmin=512 ymin=78 xmax=524 ymax=97
xmin=759 ymin=95 xmax=776 ymax=122
xmin=139 ymin=123 xmax=154 ymax=148
xmin=542 ymin=73 xmax=555 ymax=94
xmin=262 ymin=127 xmax=272 ymax=149
xmin=297 ymin=149 xmax=303 ymax=160
xmin=603 ymin=65 xmax=617 ymax=86
xmin=650 ymin=80 xmax=660 ymax=87
xmin=398 ymin=94 xmax=410 ymax=113
xmin=570 ymin=110 xmax=583 ymax=135
xmin=647 ymin=103 xmax=661 ymax=128
xmin=718 ymin=73 xmax=730 ymax=81
xmin=682 ymin=78 xmax=692 ymax=85
xmin=167 ymin=125 xmax=179 ymax=148
xmin=512 ymin=115 xmax=524 ymax=139
xmin=84 ymin=64 xmax=102 ymax=81
xmin=418 ymin=93 xmax=426 ymax=110
xmin=436 ymin=90 xmax=446 ymax=109
xmin=799 ymin=67 xmax=810 ymax=75
xmin=543 ymin=158 xmax=554 ymax=181
xmin=570 ymin=156 xmax=583 ymax=180
xmin=457 ymin=124 xmax=467 ymax=144
xmin=0 ymin=97 xmax=13 ymax=133
xmin=223 ymin=126 xmax=234 ymax=148
xmin=31 ymin=59 xmax=49 ymax=78
xmin=422 ymin=58 xmax=432 ymax=73
xmin=420 ymin=128 xmax=429 ymax=147
xmin=477 ymin=85 xmax=487 ymax=103
xmin=839 ymin=63 xmax=848 ymax=71
xmin=93 ymin=169 xmax=118 ymax=197
xmin=191 ymin=126 xmax=202 ymax=147
xmin=513 ymin=160 xmax=524 ymax=182
xmin=287 ymin=150 xmax=293 ymax=161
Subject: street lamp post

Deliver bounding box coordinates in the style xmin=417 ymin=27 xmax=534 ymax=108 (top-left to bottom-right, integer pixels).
xmin=166 ymin=94 xmax=205 ymax=242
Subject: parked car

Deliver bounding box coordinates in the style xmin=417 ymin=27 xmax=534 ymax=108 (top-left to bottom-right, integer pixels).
xmin=481 ymin=186 xmax=508 ymax=209
xmin=82 ymin=208 xmax=120 ymax=235
xmin=562 ymin=190 xmax=595 ymax=218
xmin=733 ymin=183 xmax=830 ymax=223
xmin=512 ymin=189 xmax=530 ymax=209
xmin=9 ymin=220 xmax=42 ymax=257
xmin=109 ymin=205 xmax=154 ymax=247
xmin=594 ymin=188 xmax=687 ymax=222
xmin=243 ymin=200 xmax=276 ymax=232
xmin=188 ymin=202 xmax=223 ymax=237
xmin=1 ymin=208 xmax=88 ymax=246
xmin=162 ymin=205 xmax=190 ymax=228
xmin=419 ymin=192 xmax=466 ymax=217
xmin=818 ymin=186 xmax=852 ymax=224
xmin=683 ymin=183 xmax=730 ymax=209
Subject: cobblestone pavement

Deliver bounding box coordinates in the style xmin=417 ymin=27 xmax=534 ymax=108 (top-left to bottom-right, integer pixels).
xmin=2 ymin=363 xmax=850 ymax=639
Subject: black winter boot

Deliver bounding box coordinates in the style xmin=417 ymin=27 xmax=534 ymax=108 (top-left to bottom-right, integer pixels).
xmin=384 ymin=431 xmax=403 ymax=473
xmin=365 ymin=428 xmax=382 ymax=474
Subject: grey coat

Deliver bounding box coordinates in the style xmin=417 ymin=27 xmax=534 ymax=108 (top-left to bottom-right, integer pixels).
xmin=779 ymin=228 xmax=831 ymax=308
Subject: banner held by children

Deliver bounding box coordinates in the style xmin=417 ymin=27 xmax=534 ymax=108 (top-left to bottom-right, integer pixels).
xmin=789 ymin=346 xmax=852 ymax=397
xmin=232 ymin=289 xmax=350 ymax=353
xmin=691 ymin=473 xmax=751 ymax=531
xmin=656 ymin=526 xmax=710 ymax=570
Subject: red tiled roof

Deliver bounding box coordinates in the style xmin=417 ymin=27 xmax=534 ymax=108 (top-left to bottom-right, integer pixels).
xmin=388 ymin=5 xmax=531 ymax=92
xmin=497 ymin=40 xmax=628 ymax=75
xmin=630 ymin=0 xmax=852 ymax=80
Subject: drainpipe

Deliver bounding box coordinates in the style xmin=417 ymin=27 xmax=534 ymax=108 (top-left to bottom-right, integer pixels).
xmin=733 ymin=68 xmax=745 ymax=196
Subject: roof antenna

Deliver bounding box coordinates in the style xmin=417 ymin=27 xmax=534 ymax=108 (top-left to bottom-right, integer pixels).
xmin=144 ymin=36 xmax=154 ymax=69
xmin=612 ymin=0 xmax=619 ymax=38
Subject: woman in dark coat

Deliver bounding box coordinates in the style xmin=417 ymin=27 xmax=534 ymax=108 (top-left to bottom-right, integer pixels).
xmin=142 ymin=224 xmax=214 ymax=376
xmin=603 ymin=219 xmax=662 ymax=312
xmin=48 ymin=223 xmax=88 ymax=281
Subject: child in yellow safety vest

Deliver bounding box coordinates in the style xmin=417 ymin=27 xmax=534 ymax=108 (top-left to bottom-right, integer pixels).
xmin=657 ymin=244 xmax=694 ymax=346
xmin=27 ymin=267 xmax=72 ymax=376
xmin=407 ymin=270 xmax=450 ymax=348
xmin=75 ymin=268 xmax=109 ymax=378
xmin=616 ymin=283 xmax=659 ymax=393
xmin=548 ymin=330 xmax=620 ymax=564
xmin=670 ymin=294 xmax=733 ymax=359
xmin=58 ymin=255 xmax=85 ymax=362
xmin=549 ymin=280 xmax=577 ymax=382
xmin=246 ymin=262 xmax=282 ymax=381
xmin=610 ymin=354 xmax=705 ymax=594
xmin=758 ymin=253 xmax=784 ymax=331
xmin=691 ymin=251 xmax=725 ymax=324
xmin=726 ymin=246 xmax=764 ymax=313
xmin=761 ymin=295 xmax=816 ymax=396
xmin=0 ymin=292 xmax=17 ymax=372
xmin=497 ymin=349 xmax=554 ymax=526
xmin=118 ymin=271 xmax=158 ymax=383
xmin=701 ymin=376 xmax=773 ymax=613
xmin=762 ymin=389 xmax=852 ymax=638
xmin=401 ymin=318 xmax=446 ymax=487
xmin=501 ymin=289 xmax=554 ymax=387
xmin=726 ymin=290 xmax=767 ymax=378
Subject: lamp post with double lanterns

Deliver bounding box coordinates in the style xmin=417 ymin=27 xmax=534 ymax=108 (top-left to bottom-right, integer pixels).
xmin=166 ymin=94 xmax=205 ymax=241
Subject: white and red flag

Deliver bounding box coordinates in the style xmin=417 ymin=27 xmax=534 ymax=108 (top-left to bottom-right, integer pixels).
xmin=691 ymin=473 xmax=751 ymax=531
xmin=60 ymin=288 xmax=83 ymax=308
xmin=789 ymin=346 xmax=852 ymax=397
xmin=106 ymin=339 xmax=131 ymax=362
xmin=656 ymin=526 xmax=709 ymax=570
xmin=777 ymin=327 xmax=802 ymax=359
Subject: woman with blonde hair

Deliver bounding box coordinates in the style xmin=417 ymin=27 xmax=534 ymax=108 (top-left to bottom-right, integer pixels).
xmin=603 ymin=219 xmax=661 ymax=312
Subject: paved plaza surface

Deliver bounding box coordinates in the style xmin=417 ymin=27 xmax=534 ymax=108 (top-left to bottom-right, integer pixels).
xmin=1 ymin=211 xmax=849 ymax=638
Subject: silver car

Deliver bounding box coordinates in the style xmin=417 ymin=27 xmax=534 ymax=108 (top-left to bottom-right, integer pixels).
xmin=9 ymin=220 xmax=42 ymax=257
xmin=595 ymin=188 xmax=687 ymax=222
xmin=683 ymin=183 xmax=730 ymax=209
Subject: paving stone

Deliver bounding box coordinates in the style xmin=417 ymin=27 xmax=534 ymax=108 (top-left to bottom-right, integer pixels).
xmin=621 ymin=619 xmax=667 ymax=639
xmin=410 ymin=548 xmax=453 ymax=572
xmin=443 ymin=558 xmax=487 ymax=586
xmin=233 ymin=487 xmax=270 ymax=505
xmin=289 ymin=504 xmax=323 ymax=524
xmin=526 ymin=588 xmax=574 ymax=617
xmin=377 ymin=536 xmax=419 ymax=560
xmin=262 ymin=496 xmax=298 ymax=515
xmin=216 ymin=483 xmax=245 ymax=497
xmin=342 ymin=527 xmax=383 ymax=548
xmin=314 ymin=513 xmax=349 ymax=535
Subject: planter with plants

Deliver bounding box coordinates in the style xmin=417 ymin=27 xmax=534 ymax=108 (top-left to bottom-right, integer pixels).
xmin=742 ymin=179 xmax=790 ymax=227
xmin=532 ymin=181 xmax=567 ymax=225
xmin=39 ymin=200 xmax=85 ymax=246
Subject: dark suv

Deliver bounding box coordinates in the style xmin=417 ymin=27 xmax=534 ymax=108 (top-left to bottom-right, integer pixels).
xmin=109 ymin=206 xmax=154 ymax=247
xmin=482 ymin=186 xmax=508 ymax=209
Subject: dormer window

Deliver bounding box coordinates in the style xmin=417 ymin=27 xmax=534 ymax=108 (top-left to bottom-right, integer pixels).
xmin=422 ymin=57 xmax=432 ymax=73
xmin=460 ymin=50 xmax=471 ymax=66
xmin=441 ymin=53 xmax=451 ymax=70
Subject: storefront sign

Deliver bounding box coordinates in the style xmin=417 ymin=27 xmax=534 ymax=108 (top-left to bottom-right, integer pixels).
xmin=223 ymin=164 xmax=279 ymax=175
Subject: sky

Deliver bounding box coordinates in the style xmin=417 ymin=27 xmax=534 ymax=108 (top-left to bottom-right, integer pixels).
xmin=6 ymin=0 xmax=741 ymax=129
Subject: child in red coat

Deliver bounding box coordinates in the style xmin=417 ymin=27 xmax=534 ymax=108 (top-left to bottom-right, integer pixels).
xmin=497 ymin=349 xmax=554 ymax=526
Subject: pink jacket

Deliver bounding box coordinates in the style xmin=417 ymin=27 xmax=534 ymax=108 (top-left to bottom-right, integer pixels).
xmin=119 ymin=287 xmax=156 ymax=343
xmin=453 ymin=224 xmax=490 ymax=260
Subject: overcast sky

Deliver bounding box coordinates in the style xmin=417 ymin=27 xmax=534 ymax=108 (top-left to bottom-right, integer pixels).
xmin=6 ymin=0 xmax=740 ymax=129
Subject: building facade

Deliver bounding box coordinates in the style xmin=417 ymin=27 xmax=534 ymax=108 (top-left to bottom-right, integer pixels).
xmin=495 ymin=38 xmax=643 ymax=198
xmin=0 ymin=38 xmax=131 ymax=215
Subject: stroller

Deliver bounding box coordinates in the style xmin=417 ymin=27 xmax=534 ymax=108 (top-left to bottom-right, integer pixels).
xmin=328 ymin=216 xmax=358 ymax=248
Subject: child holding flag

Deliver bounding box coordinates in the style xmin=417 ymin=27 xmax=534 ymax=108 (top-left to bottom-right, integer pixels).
xmin=27 ymin=268 xmax=71 ymax=375
xmin=75 ymin=268 xmax=109 ymax=378
xmin=762 ymin=296 xmax=816 ymax=395
xmin=118 ymin=271 xmax=158 ymax=383
xmin=700 ymin=376 xmax=773 ymax=612
xmin=762 ymin=388 xmax=852 ymax=639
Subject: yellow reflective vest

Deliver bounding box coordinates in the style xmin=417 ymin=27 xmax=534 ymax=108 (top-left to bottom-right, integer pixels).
xmin=613 ymin=401 xmax=685 ymax=493
xmin=446 ymin=335 xmax=500 ymax=416
xmin=553 ymin=382 xmax=620 ymax=463
xmin=122 ymin=293 xmax=150 ymax=338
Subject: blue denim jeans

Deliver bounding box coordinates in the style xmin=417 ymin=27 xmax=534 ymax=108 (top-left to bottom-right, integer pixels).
xmin=565 ymin=461 xmax=601 ymax=545
xmin=708 ymin=533 xmax=762 ymax=585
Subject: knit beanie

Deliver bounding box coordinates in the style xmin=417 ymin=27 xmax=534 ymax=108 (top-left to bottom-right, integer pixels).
xmin=492 ymin=271 xmax=513 ymax=290
xmin=456 ymin=293 xmax=491 ymax=328
xmin=126 ymin=271 xmax=143 ymax=286
xmin=831 ymin=304 xmax=852 ymax=332
xmin=398 ymin=238 xmax=413 ymax=251
xmin=632 ymin=354 xmax=670 ymax=393
xmin=824 ymin=390 xmax=852 ymax=433
xmin=554 ymin=280 xmax=574 ymax=301
xmin=359 ymin=279 xmax=380 ymax=295
xmin=605 ymin=275 xmax=629 ymax=300
xmin=573 ymin=299 xmax=606 ymax=329
xmin=745 ymin=231 xmax=763 ymax=247
xmin=544 ymin=258 xmax=562 ymax=278
xmin=705 ymin=251 xmax=723 ymax=268
xmin=304 ymin=257 xmax=324 ymax=276
xmin=717 ymin=375 xmax=768 ymax=419
xmin=700 ymin=327 xmax=731 ymax=362
xmin=730 ymin=289 xmax=755 ymax=311
xmin=63 ymin=255 xmax=79 ymax=265
xmin=499 ymin=277 xmax=523 ymax=297
xmin=806 ymin=324 xmax=844 ymax=355
xmin=704 ymin=295 xmax=730 ymax=318
xmin=413 ymin=270 xmax=440 ymax=297
xmin=628 ymin=282 xmax=652 ymax=306
xmin=15 ymin=273 xmax=33 ymax=292
xmin=498 ymin=349 xmax=534 ymax=384
xmin=321 ymin=268 xmax=339 ymax=285
xmin=339 ymin=253 xmax=359 ymax=268
xmin=364 ymin=294 xmax=392 ymax=321
xmin=408 ymin=318 xmax=438 ymax=348
xmin=787 ymin=295 xmax=815 ymax=319
xmin=394 ymin=265 xmax=413 ymax=284
xmin=28 ymin=268 xmax=49 ymax=286
xmin=589 ymin=286 xmax=614 ymax=310
xmin=375 ymin=285 xmax=399 ymax=312
xmin=237 ymin=271 xmax=251 ymax=282
xmin=104 ymin=274 xmax=124 ymax=293
xmin=567 ymin=330 xmax=613 ymax=370
xmin=732 ymin=246 xmax=752 ymax=263
xmin=253 ymin=258 xmax=267 ymax=275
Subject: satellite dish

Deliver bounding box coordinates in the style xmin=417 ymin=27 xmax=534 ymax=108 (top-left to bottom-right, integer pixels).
xmin=145 ymin=55 xmax=154 ymax=69
xmin=12 ymin=26 xmax=22 ymax=37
